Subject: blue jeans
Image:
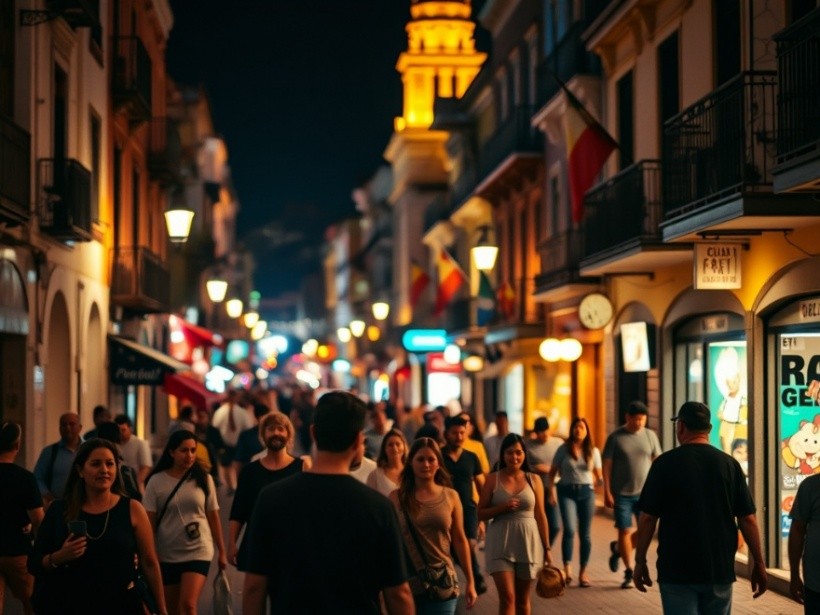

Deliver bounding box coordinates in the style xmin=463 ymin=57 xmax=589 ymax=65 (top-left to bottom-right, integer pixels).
xmin=659 ymin=583 xmax=733 ymax=615
xmin=557 ymin=484 xmax=595 ymax=566
xmin=414 ymin=594 xmax=457 ymax=615
xmin=545 ymin=496 xmax=561 ymax=546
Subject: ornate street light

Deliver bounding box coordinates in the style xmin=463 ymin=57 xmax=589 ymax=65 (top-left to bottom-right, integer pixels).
xmin=463 ymin=355 xmax=484 ymax=372
xmin=539 ymin=338 xmax=562 ymax=362
xmin=225 ymin=298 xmax=244 ymax=319
xmin=471 ymin=225 xmax=498 ymax=271
xmin=349 ymin=319 xmax=366 ymax=338
xmin=243 ymin=311 xmax=259 ymax=328
xmin=559 ymin=338 xmax=583 ymax=362
xmin=164 ymin=208 xmax=195 ymax=245
xmin=372 ymin=301 xmax=390 ymax=321
xmin=206 ymin=278 xmax=228 ymax=303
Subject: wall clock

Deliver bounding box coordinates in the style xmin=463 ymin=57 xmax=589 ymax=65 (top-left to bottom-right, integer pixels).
xmin=578 ymin=292 xmax=614 ymax=330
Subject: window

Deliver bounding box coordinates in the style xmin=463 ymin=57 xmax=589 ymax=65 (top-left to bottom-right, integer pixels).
xmin=616 ymin=71 xmax=634 ymax=169
xmin=0 ymin=0 xmax=13 ymax=116
xmin=715 ymin=0 xmax=740 ymax=86
xmin=89 ymin=111 xmax=101 ymax=223
xmin=658 ymin=32 xmax=680 ymax=127
xmin=548 ymin=174 xmax=560 ymax=236
xmin=497 ymin=69 xmax=509 ymax=122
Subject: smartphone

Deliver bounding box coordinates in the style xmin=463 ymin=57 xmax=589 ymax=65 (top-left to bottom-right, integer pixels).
xmin=67 ymin=520 xmax=87 ymax=538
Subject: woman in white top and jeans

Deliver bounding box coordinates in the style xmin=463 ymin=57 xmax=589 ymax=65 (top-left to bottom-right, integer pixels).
xmin=144 ymin=430 xmax=226 ymax=615
xmin=547 ymin=417 xmax=603 ymax=587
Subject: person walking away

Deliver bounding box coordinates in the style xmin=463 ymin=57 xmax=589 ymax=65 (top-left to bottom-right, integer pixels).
xmin=0 ymin=422 xmax=44 ymax=615
xmin=478 ymin=433 xmax=551 ymax=615
xmin=547 ymin=417 xmax=603 ymax=587
xmin=228 ymin=412 xmax=306 ymax=569
xmin=484 ymin=411 xmax=510 ymax=470
xmin=28 ymin=439 xmax=165 ymax=615
xmin=602 ymin=401 xmax=662 ymax=588
xmin=789 ymin=473 xmax=820 ymax=612
xmin=233 ymin=401 xmax=270 ymax=474
xmin=525 ymin=416 xmax=564 ymax=547
xmin=114 ymin=415 xmax=153 ymax=493
xmin=242 ymin=391 xmax=413 ymax=615
xmin=83 ymin=405 xmax=111 ymax=440
xmin=365 ymin=401 xmax=394 ymax=460
xmin=391 ymin=437 xmax=477 ymax=613
xmin=32 ymin=413 xmax=83 ymax=507
xmin=212 ymin=390 xmax=253 ymax=494
xmin=633 ymin=401 xmax=767 ymax=612
xmin=442 ymin=414 xmax=488 ymax=594
xmin=144 ymin=430 xmax=227 ymax=615
xmin=367 ymin=429 xmax=408 ymax=497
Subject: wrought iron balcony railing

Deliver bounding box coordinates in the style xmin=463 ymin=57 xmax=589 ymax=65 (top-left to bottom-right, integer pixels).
xmin=0 ymin=114 xmax=30 ymax=225
xmin=583 ymin=160 xmax=662 ymax=258
xmin=662 ymin=71 xmax=777 ymax=220
xmin=147 ymin=118 xmax=182 ymax=184
xmin=477 ymin=105 xmax=543 ymax=180
xmin=38 ymin=158 xmax=92 ymax=242
xmin=535 ymin=228 xmax=588 ymax=293
xmin=111 ymin=247 xmax=170 ymax=313
xmin=536 ymin=21 xmax=601 ymax=108
xmin=113 ymin=36 xmax=152 ymax=123
xmin=774 ymin=9 xmax=820 ymax=166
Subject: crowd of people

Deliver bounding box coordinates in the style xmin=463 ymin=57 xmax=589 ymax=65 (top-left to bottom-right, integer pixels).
xmin=0 ymin=386 xmax=808 ymax=615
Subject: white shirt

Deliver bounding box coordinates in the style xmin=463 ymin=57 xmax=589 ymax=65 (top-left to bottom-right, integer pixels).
xmin=212 ymin=403 xmax=254 ymax=447
xmin=350 ymin=456 xmax=377 ymax=484
xmin=120 ymin=435 xmax=152 ymax=471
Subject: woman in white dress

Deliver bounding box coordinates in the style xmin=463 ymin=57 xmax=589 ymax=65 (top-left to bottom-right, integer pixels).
xmin=367 ymin=429 xmax=407 ymax=497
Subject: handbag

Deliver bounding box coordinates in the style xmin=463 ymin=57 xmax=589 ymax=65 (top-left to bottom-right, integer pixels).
xmin=213 ymin=570 xmax=234 ymax=615
xmin=401 ymin=510 xmax=458 ymax=601
xmin=535 ymin=564 xmax=567 ymax=599
xmin=133 ymin=569 xmax=161 ymax=614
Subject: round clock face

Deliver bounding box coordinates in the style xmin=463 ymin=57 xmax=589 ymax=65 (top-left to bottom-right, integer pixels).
xmin=579 ymin=293 xmax=614 ymax=330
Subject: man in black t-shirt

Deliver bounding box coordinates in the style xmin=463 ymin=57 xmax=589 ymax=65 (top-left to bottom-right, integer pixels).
xmin=634 ymin=401 xmax=767 ymax=612
xmin=242 ymin=391 xmax=413 ymax=615
xmin=443 ymin=414 xmax=487 ymax=594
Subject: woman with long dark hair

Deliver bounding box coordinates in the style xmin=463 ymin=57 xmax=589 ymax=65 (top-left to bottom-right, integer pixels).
xmin=366 ymin=428 xmax=408 ymax=497
xmin=144 ymin=430 xmax=226 ymax=615
xmin=390 ymin=437 xmax=477 ymax=614
xmin=478 ymin=433 xmax=551 ymax=615
xmin=547 ymin=417 xmax=602 ymax=587
xmin=29 ymin=439 xmax=165 ymax=614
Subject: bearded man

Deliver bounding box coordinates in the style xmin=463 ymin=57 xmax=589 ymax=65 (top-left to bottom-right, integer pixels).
xmin=228 ymin=412 xmax=309 ymax=570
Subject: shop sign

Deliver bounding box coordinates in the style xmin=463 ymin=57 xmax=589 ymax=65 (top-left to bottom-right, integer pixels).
xmin=427 ymin=352 xmax=462 ymax=374
xmin=402 ymin=329 xmax=447 ymax=353
xmin=799 ymin=299 xmax=820 ymax=323
xmin=700 ymin=315 xmax=729 ymax=333
xmin=693 ymin=243 xmax=741 ymax=289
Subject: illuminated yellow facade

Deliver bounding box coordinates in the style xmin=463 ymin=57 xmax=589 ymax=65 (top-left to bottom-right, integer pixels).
xmin=394 ymin=0 xmax=486 ymax=131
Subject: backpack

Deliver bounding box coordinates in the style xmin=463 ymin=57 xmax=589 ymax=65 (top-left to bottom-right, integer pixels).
xmin=120 ymin=463 xmax=142 ymax=501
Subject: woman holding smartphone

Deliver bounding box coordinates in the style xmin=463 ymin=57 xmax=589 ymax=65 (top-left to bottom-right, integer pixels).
xmin=28 ymin=439 xmax=166 ymax=614
xmin=144 ymin=429 xmax=226 ymax=615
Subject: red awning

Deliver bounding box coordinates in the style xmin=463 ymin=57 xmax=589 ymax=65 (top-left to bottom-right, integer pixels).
xmin=163 ymin=373 xmax=221 ymax=412
xmin=177 ymin=319 xmax=223 ymax=348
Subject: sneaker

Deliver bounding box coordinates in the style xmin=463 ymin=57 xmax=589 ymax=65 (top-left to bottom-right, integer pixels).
xmin=475 ymin=575 xmax=488 ymax=595
xmin=609 ymin=540 xmax=620 ymax=573
xmin=621 ymin=568 xmax=634 ymax=589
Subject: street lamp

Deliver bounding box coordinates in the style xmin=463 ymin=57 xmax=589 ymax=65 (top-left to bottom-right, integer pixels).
xmin=206 ymin=278 xmax=228 ymax=303
xmin=164 ymin=208 xmax=195 ymax=245
xmin=243 ymin=311 xmax=259 ymax=328
xmin=471 ymin=225 xmax=498 ymax=271
xmin=225 ymin=298 xmax=244 ymax=319
xmin=349 ymin=319 xmax=366 ymax=338
xmin=539 ymin=338 xmax=562 ymax=362
xmin=372 ymin=301 xmax=390 ymax=321
xmin=337 ymin=327 xmax=352 ymax=343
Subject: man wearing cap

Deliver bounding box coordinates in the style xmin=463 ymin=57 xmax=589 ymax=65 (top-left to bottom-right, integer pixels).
xmin=602 ymin=401 xmax=662 ymax=589
xmin=633 ymin=401 xmax=767 ymax=612
xmin=526 ymin=416 xmax=564 ymax=546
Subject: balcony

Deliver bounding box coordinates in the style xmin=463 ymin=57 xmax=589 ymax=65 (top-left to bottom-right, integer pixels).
xmin=580 ymin=160 xmax=691 ymax=275
xmin=111 ymin=247 xmax=170 ymax=314
xmin=38 ymin=159 xmax=92 ymax=242
xmin=661 ymin=71 xmax=815 ymax=242
xmin=536 ymin=21 xmax=601 ymax=110
xmin=475 ymin=105 xmax=543 ymax=198
xmin=0 ymin=114 xmax=30 ymax=226
xmin=442 ymin=297 xmax=473 ymax=334
xmin=113 ymin=36 xmax=152 ymax=124
xmin=773 ymin=8 xmax=820 ymax=192
xmin=147 ymin=118 xmax=182 ymax=185
xmin=533 ymin=229 xmax=599 ymax=302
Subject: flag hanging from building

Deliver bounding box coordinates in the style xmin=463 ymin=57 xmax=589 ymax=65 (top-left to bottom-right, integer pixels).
xmin=410 ymin=259 xmax=431 ymax=309
xmin=434 ymin=248 xmax=467 ymax=316
xmin=496 ymin=281 xmax=516 ymax=320
xmin=476 ymin=270 xmax=496 ymax=326
xmin=561 ymin=83 xmax=618 ymax=224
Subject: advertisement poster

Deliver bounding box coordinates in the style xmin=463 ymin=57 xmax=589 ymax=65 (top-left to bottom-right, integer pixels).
xmin=707 ymin=341 xmax=748 ymax=464
xmin=778 ymin=333 xmax=820 ymax=566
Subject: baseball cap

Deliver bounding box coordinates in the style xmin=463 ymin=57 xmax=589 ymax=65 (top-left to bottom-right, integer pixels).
xmin=626 ymin=401 xmax=648 ymax=415
xmin=533 ymin=417 xmax=550 ymax=432
xmin=670 ymin=401 xmax=711 ymax=431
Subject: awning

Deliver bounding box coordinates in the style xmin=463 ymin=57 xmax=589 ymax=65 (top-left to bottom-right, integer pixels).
xmin=176 ymin=318 xmax=223 ymax=347
xmin=109 ymin=336 xmax=190 ymax=385
xmin=163 ymin=373 xmax=221 ymax=412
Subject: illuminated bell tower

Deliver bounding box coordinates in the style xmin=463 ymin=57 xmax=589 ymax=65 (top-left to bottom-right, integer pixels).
xmin=385 ymin=0 xmax=485 ymax=326
xmin=395 ymin=0 xmax=486 ymax=131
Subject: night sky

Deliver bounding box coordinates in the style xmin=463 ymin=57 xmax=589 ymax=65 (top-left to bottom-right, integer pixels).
xmin=166 ymin=1 xmax=411 ymax=297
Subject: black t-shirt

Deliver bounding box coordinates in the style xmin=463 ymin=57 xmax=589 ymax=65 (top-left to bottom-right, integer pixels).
xmin=0 ymin=463 xmax=43 ymax=555
xmin=443 ymin=448 xmax=481 ymax=510
xmin=244 ymin=473 xmax=409 ymax=614
xmin=638 ymin=444 xmax=755 ymax=584
xmin=234 ymin=427 xmax=265 ymax=464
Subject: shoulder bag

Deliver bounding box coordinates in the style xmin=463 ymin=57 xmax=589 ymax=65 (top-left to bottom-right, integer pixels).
xmin=401 ymin=509 xmax=458 ymax=601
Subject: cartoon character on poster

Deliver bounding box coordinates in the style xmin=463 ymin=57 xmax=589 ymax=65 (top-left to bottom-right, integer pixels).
xmin=708 ymin=344 xmax=748 ymax=453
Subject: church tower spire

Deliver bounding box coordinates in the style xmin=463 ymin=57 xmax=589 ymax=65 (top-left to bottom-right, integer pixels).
xmin=395 ymin=1 xmax=486 ymax=130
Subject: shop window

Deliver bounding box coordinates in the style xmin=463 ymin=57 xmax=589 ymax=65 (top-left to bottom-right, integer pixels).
xmin=502 ymin=363 xmax=524 ymax=435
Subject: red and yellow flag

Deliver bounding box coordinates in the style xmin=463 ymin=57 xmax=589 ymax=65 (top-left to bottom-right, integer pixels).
xmin=410 ymin=260 xmax=431 ymax=309
xmin=434 ymin=248 xmax=467 ymax=316
xmin=496 ymin=281 xmax=516 ymax=319
xmin=562 ymin=85 xmax=618 ymax=224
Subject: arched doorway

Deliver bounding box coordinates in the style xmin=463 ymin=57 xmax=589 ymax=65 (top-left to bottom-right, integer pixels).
xmin=45 ymin=291 xmax=71 ymax=443
xmin=85 ymin=303 xmax=104 ymax=422
xmin=0 ymin=259 xmax=30 ymax=459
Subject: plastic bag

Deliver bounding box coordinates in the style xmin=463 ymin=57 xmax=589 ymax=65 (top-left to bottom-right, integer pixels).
xmin=213 ymin=570 xmax=234 ymax=615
